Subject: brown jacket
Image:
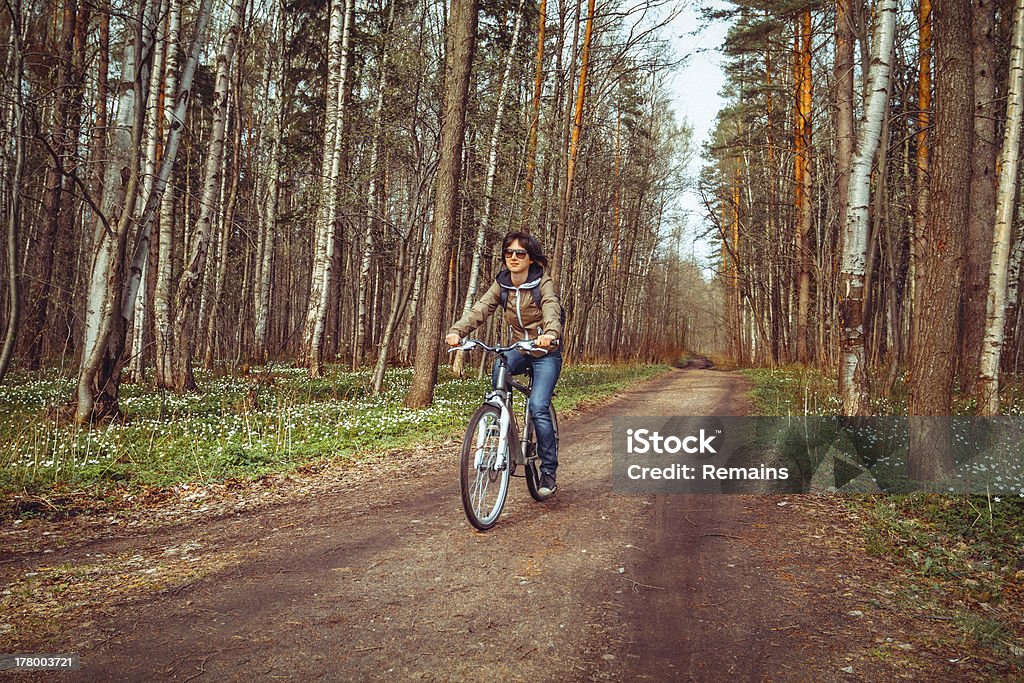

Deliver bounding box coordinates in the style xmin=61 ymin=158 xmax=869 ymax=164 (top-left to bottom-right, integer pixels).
xmin=447 ymin=265 xmax=563 ymax=341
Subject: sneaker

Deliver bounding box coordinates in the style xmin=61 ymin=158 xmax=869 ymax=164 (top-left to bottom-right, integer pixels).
xmin=538 ymin=473 xmax=558 ymax=497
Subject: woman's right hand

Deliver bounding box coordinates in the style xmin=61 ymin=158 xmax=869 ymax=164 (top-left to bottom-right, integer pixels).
xmin=445 ymin=333 xmax=461 ymax=347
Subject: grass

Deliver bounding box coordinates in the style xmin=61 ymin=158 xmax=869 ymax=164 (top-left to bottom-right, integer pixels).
xmin=0 ymin=362 xmax=669 ymax=499
xmin=744 ymin=364 xmax=1024 ymax=661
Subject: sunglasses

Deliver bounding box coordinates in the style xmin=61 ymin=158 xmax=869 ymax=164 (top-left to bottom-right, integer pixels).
xmin=505 ymin=248 xmax=529 ymax=259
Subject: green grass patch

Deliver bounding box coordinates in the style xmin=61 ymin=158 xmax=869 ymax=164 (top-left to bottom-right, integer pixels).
xmin=0 ymin=362 xmax=669 ymax=499
xmin=743 ymin=366 xmax=842 ymax=415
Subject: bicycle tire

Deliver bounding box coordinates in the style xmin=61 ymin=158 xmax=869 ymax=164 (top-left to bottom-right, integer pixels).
xmin=525 ymin=405 xmax=558 ymax=501
xmin=460 ymin=404 xmax=511 ymax=530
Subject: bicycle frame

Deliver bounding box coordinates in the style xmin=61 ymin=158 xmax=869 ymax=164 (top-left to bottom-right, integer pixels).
xmin=485 ymin=356 xmax=532 ymax=471
xmin=454 ymin=339 xmax=547 ymax=472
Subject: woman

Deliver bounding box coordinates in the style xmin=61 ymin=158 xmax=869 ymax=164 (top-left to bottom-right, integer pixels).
xmin=445 ymin=231 xmax=563 ymax=497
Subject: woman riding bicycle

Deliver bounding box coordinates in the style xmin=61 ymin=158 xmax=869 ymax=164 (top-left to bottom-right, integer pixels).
xmin=445 ymin=231 xmax=563 ymax=496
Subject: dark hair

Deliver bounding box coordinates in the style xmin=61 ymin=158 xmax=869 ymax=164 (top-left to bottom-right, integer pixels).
xmin=502 ymin=231 xmax=548 ymax=268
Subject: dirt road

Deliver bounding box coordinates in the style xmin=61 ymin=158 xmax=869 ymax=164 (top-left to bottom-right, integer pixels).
xmin=0 ymin=369 xmax=997 ymax=680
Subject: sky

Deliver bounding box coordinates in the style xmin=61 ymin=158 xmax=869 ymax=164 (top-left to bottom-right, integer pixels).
xmin=665 ymin=2 xmax=730 ymax=271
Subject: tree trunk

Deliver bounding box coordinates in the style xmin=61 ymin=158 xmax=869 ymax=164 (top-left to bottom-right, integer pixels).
xmin=961 ymin=0 xmax=998 ymax=391
xmin=552 ymin=0 xmax=595 ymax=291
xmin=75 ymin=11 xmax=151 ymax=423
xmin=911 ymin=0 xmax=932 ymax=356
xmin=153 ymin=0 xmax=182 ymax=388
xmin=305 ymin=0 xmax=354 ymax=377
xmin=205 ymin=56 xmax=244 ymax=369
xmin=405 ymin=0 xmax=479 ymax=408
xmin=169 ymin=0 xmax=246 ymax=392
xmin=908 ymin=0 xmax=972 ymax=480
xmin=254 ymin=0 xmax=284 ymax=362
xmin=356 ymin=0 xmax=396 ymax=369
xmin=839 ymin=0 xmax=896 ymax=416
xmin=452 ymin=0 xmax=524 ymax=376
xmin=795 ymin=9 xmax=813 ymax=364
xmin=977 ymin=0 xmax=1024 ymax=415
xmin=0 ymin=7 xmax=25 ymax=382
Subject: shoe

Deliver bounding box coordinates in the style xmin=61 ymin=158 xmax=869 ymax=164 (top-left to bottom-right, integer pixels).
xmin=538 ymin=473 xmax=557 ymax=497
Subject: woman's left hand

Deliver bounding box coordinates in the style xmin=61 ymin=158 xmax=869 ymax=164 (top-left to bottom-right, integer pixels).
xmin=536 ymin=334 xmax=556 ymax=348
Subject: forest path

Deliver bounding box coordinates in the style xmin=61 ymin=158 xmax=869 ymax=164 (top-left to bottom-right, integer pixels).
xmin=0 ymin=369 xmax=977 ymax=680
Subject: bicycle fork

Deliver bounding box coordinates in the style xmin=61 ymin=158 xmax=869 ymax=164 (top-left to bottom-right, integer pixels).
xmin=478 ymin=394 xmax=513 ymax=471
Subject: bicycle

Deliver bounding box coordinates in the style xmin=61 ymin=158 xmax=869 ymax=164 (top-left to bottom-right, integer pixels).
xmin=448 ymin=338 xmax=560 ymax=530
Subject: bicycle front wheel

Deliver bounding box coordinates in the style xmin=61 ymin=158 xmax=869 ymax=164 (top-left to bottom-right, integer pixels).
xmin=460 ymin=405 xmax=511 ymax=530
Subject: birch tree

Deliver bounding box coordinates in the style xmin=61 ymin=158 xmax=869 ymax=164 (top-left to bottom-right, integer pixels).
xmin=75 ymin=0 xmax=213 ymax=420
xmin=170 ymin=0 xmax=247 ymax=391
xmin=254 ymin=0 xmax=285 ymax=362
xmin=838 ymin=0 xmax=896 ymax=416
xmin=128 ymin=0 xmax=170 ymax=382
xmin=154 ymin=0 xmax=183 ymax=387
xmin=75 ymin=6 xmax=152 ymax=422
xmin=978 ymin=0 xmax=1024 ymax=416
xmin=304 ymin=0 xmax=354 ymax=377
xmin=0 ymin=0 xmax=25 ymax=382
xmin=356 ymin=0 xmax=396 ymax=368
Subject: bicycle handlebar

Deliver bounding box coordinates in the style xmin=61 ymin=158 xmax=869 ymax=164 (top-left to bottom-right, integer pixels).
xmin=446 ymin=338 xmax=560 ymax=355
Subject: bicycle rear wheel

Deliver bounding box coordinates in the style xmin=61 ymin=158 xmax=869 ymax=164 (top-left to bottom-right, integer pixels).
xmin=460 ymin=405 xmax=511 ymax=530
xmin=525 ymin=406 xmax=558 ymax=501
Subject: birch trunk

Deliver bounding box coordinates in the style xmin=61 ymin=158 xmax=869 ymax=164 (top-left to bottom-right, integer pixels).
xmin=127 ymin=0 xmax=170 ymax=382
xmin=205 ymin=61 xmax=244 ymax=369
xmin=254 ymin=0 xmax=285 ymax=361
xmin=355 ymin=0 xmax=395 ymax=368
xmin=838 ymin=0 xmax=896 ymax=416
xmin=305 ymin=0 xmax=354 ymax=377
xmin=0 ymin=8 xmax=24 ymax=382
xmin=75 ymin=14 xmax=150 ymax=423
xmin=169 ymin=0 xmax=246 ymax=391
xmin=977 ymin=0 xmax=1024 ymax=416
xmin=154 ymin=0 xmax=181 ymax=388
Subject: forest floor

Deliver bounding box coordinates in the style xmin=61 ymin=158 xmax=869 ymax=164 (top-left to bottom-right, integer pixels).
xmin=1 ymin=368 xmax=1021 ymax=680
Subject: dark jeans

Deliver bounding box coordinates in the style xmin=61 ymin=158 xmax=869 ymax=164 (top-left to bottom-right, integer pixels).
xmin=492 ymin=348 xmax=562 ymax=477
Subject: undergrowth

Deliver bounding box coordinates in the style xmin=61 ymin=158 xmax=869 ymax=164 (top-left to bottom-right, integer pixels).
xmin=0 ymin=362 xmax=669 ymax=497
xmin=745 ymin=365 xmax=1024 ymax=661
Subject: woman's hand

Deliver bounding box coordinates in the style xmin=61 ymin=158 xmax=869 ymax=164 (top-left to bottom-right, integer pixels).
xmin=445 ymin=333 xmax=461 ymax=347
xmin=536 ymin=334 xmax=556 ymax=348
